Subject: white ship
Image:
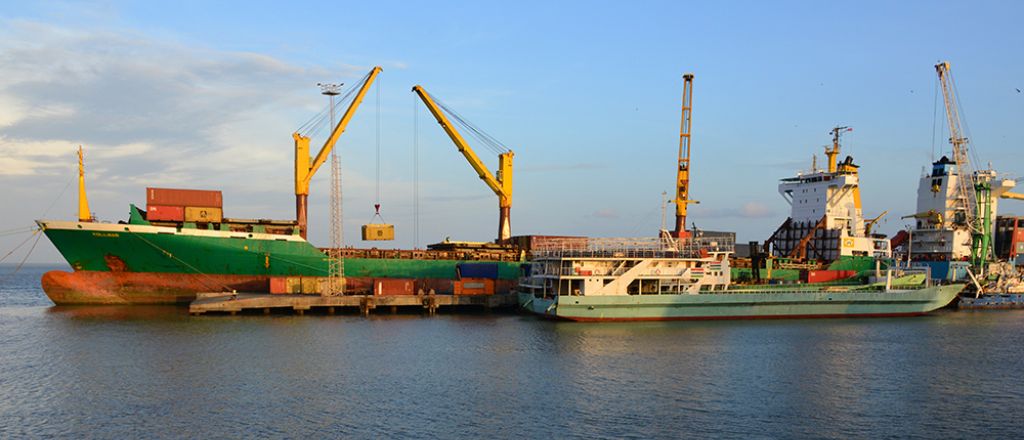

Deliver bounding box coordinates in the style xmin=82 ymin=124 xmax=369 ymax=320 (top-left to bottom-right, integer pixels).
xmin=767 ymin=127 xmax=890 ymax=261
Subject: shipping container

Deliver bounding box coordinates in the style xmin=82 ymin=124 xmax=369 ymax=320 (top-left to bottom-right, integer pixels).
xmin=184 ymin=206 xmax=223 ymax=223
xmin=361 ymin=223 xmax=395 ymax=241
xmin=454 ymin=278 xmax=494 ymax=295
xmin=146 ymin=187 xmax=222 ymax=208
xmin=374 ymin=278 xmax=416 ymax=296
xmin=457 ymin=262 xmax=499 ymax=279
xmin=806 ymin=270 xmax=858 ymax=284
xmin=269 ymin=277 xmax=289 ymax=294
xmin=146 ymin=205 xmax=185 ymax=222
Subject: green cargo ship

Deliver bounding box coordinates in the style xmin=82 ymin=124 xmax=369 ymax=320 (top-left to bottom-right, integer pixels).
xmin=38 ymin=205 xmax=522 ymax=305
xmin=516 ymin=237 xmax=962 ymax=321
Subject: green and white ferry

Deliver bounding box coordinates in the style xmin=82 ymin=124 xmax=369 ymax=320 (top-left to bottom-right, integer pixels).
xmin=517 ymin=235 xmax=962 ymax=321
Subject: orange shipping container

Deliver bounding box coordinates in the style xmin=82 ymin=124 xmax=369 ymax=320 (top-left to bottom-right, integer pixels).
xmin=454 ymin=278 xmax=494 ymax=295
xmin=147 ymin=187 xmax=223 ymax=208
xmin=269 ymin=277 xmax=289 ymax=294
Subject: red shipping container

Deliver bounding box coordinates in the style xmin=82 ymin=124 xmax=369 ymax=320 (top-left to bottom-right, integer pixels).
xmin=146 ymin=187 xmax=223 ymax=208
xmin=374 ymin=278 xmax=416 ymax=296
xmin=807 ymin=270 xmax=858 ymax=284
xmin=147 ymin=205 xmax=184 ymax=222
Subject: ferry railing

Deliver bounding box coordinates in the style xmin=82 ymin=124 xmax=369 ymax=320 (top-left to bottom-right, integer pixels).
xmin=531 ymin=236 xmax=735 ymax=260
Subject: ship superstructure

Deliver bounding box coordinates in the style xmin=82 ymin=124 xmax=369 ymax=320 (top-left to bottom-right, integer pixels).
xmin=906 ymin=157 xmax=1015 ymax=261
xmin=768 ymin=127 xmax=890 ymax=261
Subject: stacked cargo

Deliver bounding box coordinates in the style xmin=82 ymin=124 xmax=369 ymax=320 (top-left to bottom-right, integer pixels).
xmin=509 ymin=235 xmax=588 ymax=253
xmin=146 ymin=188 xmax=223 ymax=223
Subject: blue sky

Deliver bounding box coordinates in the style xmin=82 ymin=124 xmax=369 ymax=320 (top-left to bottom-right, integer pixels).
xmin=2 ymin=1 xmax=1023 ymax=263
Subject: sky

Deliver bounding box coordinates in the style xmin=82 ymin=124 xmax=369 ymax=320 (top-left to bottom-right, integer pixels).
xmin=1 ymin=0 xmax=1023 ymax=264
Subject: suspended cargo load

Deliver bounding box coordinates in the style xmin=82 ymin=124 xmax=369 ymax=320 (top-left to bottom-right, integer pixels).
xmin=361 ymin=224 xmax=395 ymax=241
xmin=146 ymin=187 xmax=223 ymax=208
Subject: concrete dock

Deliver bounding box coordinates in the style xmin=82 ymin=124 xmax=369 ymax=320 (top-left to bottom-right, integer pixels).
xmin=189 ymin=292 xmax=518 ymax=316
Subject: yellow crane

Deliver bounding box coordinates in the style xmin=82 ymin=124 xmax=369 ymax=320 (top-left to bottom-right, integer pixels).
xmin=411 ymin=85 xmax=514 ymax=242
xmin=77 ymin=145 xmax=92 ymax=223
xmin=673 ymin=73 xmax=697 ymax=238
xmin=864 ymin=210 xmax=888 ymax=236
xmin=292 ymin=66 xmax=382 ymax=239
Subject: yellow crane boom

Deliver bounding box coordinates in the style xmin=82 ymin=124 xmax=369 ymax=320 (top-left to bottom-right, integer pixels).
xmin=674 ymin=73 xmax=697 ymax=238
xmin=293 ymin=66 xmax=382 ymax=239
xmin=864 ymin=210 xmax=888 ymax=236
xmin=411 ymin=85 xmax=514 ymax=242
xmin=1002 ymin=192 xmax=1024 ymax=201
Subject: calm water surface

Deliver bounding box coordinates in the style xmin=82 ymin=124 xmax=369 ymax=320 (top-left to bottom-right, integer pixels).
xmin=1 ymin=264 xmax=1023 ymax=439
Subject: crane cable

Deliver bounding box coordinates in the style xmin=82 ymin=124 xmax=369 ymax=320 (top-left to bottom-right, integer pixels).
xmin=931 ymin=75 xmax=940 ymax=161
xmin=412 ymin=93 xmax=420 ymax=249
xmin=372 ymin=72 xmax=384 ymax=223
xmin=294 ymin=70 xmax=370 ymax=139
xmin=431 ymin=94 xmax=510 ymax=156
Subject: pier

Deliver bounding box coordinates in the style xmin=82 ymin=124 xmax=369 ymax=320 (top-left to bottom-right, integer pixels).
xmin=189 ymin=292 xmax=518 ymax=316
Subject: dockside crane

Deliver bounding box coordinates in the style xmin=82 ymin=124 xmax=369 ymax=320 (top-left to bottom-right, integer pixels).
xmin=673 ymin=74 xmax=698 ymax=238
xmin=292 ymin=66 xmax=382 ymax=239
xmin=936 ymin=61 xmax=990 ymax=268
xmin=412 ymin=85 xmax=514 ymax=243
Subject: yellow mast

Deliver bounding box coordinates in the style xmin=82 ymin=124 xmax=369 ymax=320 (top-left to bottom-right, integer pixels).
xmin=293 ymin=66 xmax=383 ymax=239
xmin=825 ymin=126 xmax=847 ymax=174
xmin=673 ymin=73 xmax=697 ymax=238
xmin=411 ymin=85 xmax=514 ymax=242
xmin=77 ymin=145 xmax=92 ymax=222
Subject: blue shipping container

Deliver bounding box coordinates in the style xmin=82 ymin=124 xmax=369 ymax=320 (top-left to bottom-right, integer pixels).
xmin=457 ymin=262 xmax=499 ymax=279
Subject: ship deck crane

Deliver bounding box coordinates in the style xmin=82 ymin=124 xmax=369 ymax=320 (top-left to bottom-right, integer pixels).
xmin=412 ymin=85 xmax=514 ymax=243
xmin=864 ymin=210 xmax=888 ymax=236
xmin=293 ymin=66 xmax=382 ymax=239
xmin=673 ymin=73 xmax=698 ymax=238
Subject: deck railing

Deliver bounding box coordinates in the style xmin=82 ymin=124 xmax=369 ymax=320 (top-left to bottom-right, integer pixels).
xmin=531 ymin=235 xmax=735 ymax=259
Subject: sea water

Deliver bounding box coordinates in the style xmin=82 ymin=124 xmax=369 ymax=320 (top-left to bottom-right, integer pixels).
xmin=1 ymin=264 xmax=1022 ymax=438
